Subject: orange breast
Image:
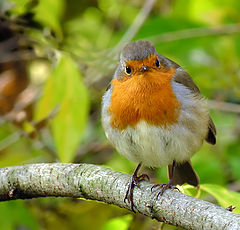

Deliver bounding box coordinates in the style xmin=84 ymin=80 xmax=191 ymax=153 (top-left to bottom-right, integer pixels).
xmin=108 ymin=68 xmax=181 ymax=130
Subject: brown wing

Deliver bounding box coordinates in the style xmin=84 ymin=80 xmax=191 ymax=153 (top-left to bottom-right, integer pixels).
xmin=173 ymin=68 xmax=216 ymax=145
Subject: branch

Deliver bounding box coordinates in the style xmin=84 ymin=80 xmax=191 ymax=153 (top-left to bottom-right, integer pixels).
xmin=208 ymin=100 xmax=240 ymax=114
xmin=114 ymin=0 xmax=156 ymax=53
xmin=0 ymin=163 xmax=240 ymax=229
xmin=85 ymin=23 xmax=240 ymax=86
xmin=148 ymin=23 xmax=240 ymax=44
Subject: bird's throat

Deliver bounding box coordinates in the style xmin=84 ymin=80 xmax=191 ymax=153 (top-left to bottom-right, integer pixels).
xmin=108 ymin=68 xmax=181 ymax=130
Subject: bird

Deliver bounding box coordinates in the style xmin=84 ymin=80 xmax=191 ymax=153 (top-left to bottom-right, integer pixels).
xmin=101 ymin=40 xmax=216 ymax=211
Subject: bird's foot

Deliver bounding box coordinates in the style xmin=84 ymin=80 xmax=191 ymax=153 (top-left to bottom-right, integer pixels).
xmin=151 ymin=180 xmax=180 ymax=199
xmin=124 ymin=164 xmax=149 ymax=212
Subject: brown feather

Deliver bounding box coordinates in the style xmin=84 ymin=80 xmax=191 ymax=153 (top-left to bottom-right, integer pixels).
xmin=173 ymin=69 xmax=201 ymax=94
xmin=173 ymin=68 xmax=216 ymax=145
xmin=206 ymin=117 xmax=217 ymax=145
xmin=168 ymin=161 xmax=199 ymax=187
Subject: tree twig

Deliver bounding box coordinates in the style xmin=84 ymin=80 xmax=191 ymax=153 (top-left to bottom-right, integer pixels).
xmin=208 ymin=100 xmax=240 ymax=114
xmin=85 ymin=23 xmax=240 ymax=86
xmin=114 ymin=0 xmax=156 ymax=53
xmin=148 ymin=24 xmax=240 ymax=44
xmin=0 ymin=163 xmax=240 ymax=229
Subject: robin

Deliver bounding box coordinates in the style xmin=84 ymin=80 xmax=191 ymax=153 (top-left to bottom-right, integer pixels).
xmin=101 ymin=40 xmax=216 ymax=211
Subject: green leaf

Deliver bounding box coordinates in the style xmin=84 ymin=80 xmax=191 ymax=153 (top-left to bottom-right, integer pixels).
xmin=8 ymin=0 xmax=31 ymax=15
xmin=201 ymin=184 xmax=240 ymax=214
xmin=227 ymin=141 xmax=240 ymax=180
xmin=101 ymin=215 xmax=133 ymax=230
xmin=33 ymin=0 xmax=65 ymax=38
xmin=35 ymin=54 xmax=89 ymax=162
xmin=182 ymin=185 xmax=200 ymax=198
xmin=191 ymin=146 xmax=227 ymax=185
xmin=0 ymin=200 xmax=39 ymax=230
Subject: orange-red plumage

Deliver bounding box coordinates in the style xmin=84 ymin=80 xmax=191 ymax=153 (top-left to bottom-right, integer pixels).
xmin=108 ymin=56 xmax=180 ymax=130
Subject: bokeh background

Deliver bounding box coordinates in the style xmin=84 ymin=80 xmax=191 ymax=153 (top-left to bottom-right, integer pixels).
xmin=0 ymin=0 xmax=240 ymax=229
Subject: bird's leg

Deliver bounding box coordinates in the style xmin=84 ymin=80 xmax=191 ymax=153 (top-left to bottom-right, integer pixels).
xmin=151 ymin=160 xmax=180 ymax=199
xmin=124 ymin=163 xmax=150 ymax=212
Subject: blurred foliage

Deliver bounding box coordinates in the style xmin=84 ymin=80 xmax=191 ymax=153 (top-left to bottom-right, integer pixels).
xmin=0 ymin=0 xmax=240 ymax=229
xmin=35 ymin=54 xmax=89 ymax=162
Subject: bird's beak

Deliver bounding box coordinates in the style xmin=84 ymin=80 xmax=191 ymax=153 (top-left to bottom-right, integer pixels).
xmin=139 ymin=65 xmax=148 ymax=72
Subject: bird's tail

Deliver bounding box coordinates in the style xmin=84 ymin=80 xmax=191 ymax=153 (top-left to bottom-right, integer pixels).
xmin=168 ymin=160 xmax=199 ymax=187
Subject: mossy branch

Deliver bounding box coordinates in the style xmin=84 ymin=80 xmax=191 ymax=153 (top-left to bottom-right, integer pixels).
xmin=0 ymin=163 xmax=239 ymax=229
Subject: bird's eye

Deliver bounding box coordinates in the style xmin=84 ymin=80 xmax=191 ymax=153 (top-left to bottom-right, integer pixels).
xmin=125 ymin=66 xmax=132 ymax=75
xmin=156 ymin=59 xmax=160 ymax=67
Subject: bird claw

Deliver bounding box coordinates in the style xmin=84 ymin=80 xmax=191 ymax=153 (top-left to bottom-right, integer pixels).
xmin=151 ymin=181 xmax=180 ymax=199
xmin=136 ymin=174 xmax=150 ymax=183
xmin=124 ymin=164 xmax=149 ymax=212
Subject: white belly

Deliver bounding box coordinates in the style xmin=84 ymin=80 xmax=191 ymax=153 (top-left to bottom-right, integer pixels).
xmin=102 ymin=80 xmax=209 ymax=167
